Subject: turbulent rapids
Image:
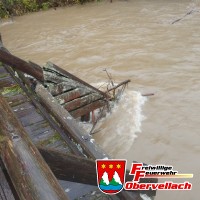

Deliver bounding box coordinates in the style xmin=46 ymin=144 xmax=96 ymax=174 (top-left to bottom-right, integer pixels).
xmin=93 ymin=90 xmax=147 ymax=156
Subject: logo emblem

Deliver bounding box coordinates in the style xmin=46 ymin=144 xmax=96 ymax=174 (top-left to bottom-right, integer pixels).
xmin=96 ymin=159 xmax=126 ymax=195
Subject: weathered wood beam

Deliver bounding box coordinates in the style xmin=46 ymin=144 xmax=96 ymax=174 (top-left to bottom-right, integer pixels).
xmin=0 ymin=95 xmax=69 ymax=200
xmin=70 ymin=100 xmax=106 ymax=118
xmin=142 ymin=93 xmax=154 ymax=97
xmin=0 ymin=77 xmax=16 ymax=88
xmin=12 ymin=70 xmax=83 ymax=156
xmin=44 ymin=62 xmax=109 ymax=98
xmin=55 ymin=88 xmax=92 ymax=105
xmin=38 ymin=146 xmax=96 ymax=184
xmin=35 ymin=83 xmax=109 ymax=159
xmin=0 ymin=36 xmax=43 ymax=82
xmin=106 ymin=79 xmax=131 ymax=93
xmin=47 ymin=82 xmax=76 ymax=96
xmin=0 ymin=49 xmax=44 ymax=82
xmin=0 ymin=164 xmax=15 ymax=200
xmin=64 ymin=93 xmax=102 ymax=112
xmin=0 ymin=36 xmax=83 ymax=156
xmin=38 ymin=147 xmax=157 ymax=197
xmin=43 ymin=70 xmax=70 ymax=84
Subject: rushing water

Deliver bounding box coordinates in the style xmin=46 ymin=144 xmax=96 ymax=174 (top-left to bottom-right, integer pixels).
xmin=1 ymin=0 xmax=200 ymax=199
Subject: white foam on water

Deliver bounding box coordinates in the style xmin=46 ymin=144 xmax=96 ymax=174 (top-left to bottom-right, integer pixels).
xmin=78 ymin=88 xmax=147 ymax=156
xmin=91 ymin=81 xmax=109 ymax=89
xmin=189 ymin=0 xmax=200 ymax=8
xmin=0 ymin=20 xmax=14 ymax=27
xmin=95 ymin=90 xmax=147 ymax=156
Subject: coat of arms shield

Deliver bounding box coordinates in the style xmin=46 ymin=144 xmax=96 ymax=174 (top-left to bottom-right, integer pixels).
xmin=96 ymin=159 xmax=126 ymax=195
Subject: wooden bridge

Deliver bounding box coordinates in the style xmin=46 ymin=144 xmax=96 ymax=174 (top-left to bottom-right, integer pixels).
xmin=0 ymin=35 xmax=157 ymax=200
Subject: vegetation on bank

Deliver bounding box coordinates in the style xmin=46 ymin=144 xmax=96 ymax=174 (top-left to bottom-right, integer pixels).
xmin=0 ymin=0 xmax=92 ymax=18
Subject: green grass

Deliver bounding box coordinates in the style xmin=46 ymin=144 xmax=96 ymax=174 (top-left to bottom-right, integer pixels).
xmin=2 ymin=85 xmax=23 ymax=96
xmin=0 ymin=73 xmax=9 ymax=78
xmin=39 ymin=133 xmax=62 ymax=146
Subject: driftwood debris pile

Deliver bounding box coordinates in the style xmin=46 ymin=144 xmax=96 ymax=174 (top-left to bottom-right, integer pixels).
xmin=43 ymin=62 xmax=108 ymax=119
xmin=0 ymin=35 xmax=157 ymax=200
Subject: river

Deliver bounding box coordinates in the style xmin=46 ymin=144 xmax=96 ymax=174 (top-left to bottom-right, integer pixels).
xmin=1 ymin=0 xmax=199 ymax=199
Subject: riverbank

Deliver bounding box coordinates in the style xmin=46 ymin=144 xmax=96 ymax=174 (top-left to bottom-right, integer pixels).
xmin=0 ymin=0 xmax=94 ymax=18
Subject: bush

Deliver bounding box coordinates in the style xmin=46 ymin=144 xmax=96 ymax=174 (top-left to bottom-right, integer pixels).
xmin=22 ymin=0 xmax=38 ymax=12
xmin=0 ymin=0 xmax=92 ymax=18
xmin=0 ymin=2 xmax=9 ymax=18
xmin=41 ymin=2 xmax=50 ymax=10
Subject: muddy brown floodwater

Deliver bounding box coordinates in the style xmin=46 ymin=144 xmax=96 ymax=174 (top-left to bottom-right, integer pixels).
xmin=1 ymin=0 xmax=200 ymax=199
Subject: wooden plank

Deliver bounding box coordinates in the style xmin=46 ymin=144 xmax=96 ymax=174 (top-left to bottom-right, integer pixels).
xmin=0 ymin=72 xmax=10 ymax=79
xmin=24 ymin=120 xmax=55 ymax=143
xmin=0 ymin=66 xmax=8 ymax=74
xmin=70 ymin=100 xmax=106 ymax=118
xmin=12 ymin=101 xmax=34 ymax=111
xmin=12 ymin=102 xmax=34 ymax=118
xmin=44 ymin=62 xmax=109 ymax=98
xmin=30 ymin=128 xmax=56 ymax=144
xmin=0 ymin=62 xmax=10 ymax=75
xmin=38 ymin=147 xmax=157 ymax=197
xmin=19 ymin=109 xmax=45 ymax=127
xmin=107 ymin=80 xmax=131 ymax=93
xmin=24 ymin=121 xmax=72 ymax=154
xmin=4 ymin=93 xmax=29 ymax=107
xmin=38 ymin=147 xmax=97 ymax=184
xmin=64 ymin=93 xmax=103 ymax=112
xmin=43 ymin=71 xmax=69 ymax=84
xmin=47 ymin=82 xmax=76 ymax=96
xmin=0 ymin=166 xmax=15 ymax=200
xmin=0 ymin=95 xmax=69 ymax=200
xmin=55 ymin=88 xmax=92 ymax=105
xmin=0 ymin=77 xmax=16 ymax=88
xmin=36 ymin=83 xmax=109 ymax=159
xmin=9 ymin=71 xmax=82 ymax=156
xmin=24 ymin=120 xmax=50 ymax=134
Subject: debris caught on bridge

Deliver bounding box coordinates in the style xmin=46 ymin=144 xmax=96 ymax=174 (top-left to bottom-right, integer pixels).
xmin=0 ymin=34 xmax=157 ymax=200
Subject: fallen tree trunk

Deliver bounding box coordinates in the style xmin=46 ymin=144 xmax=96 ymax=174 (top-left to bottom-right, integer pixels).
xmin=0 ymin=95 xmax=69 ymax=200
xmin=0 ymin=35 xmax=43 ymax=82
xmin=0 ymin=49 xmax=44 ymax=82
xmin=38 ymin=146 xmax=157 ymax=197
